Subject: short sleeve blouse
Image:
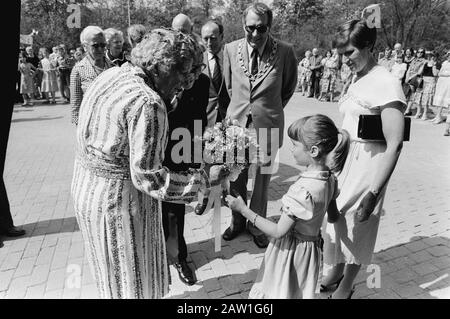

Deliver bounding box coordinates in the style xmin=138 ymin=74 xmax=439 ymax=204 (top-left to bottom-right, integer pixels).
xmin=339 ymin=65 xmax=406 ymax=139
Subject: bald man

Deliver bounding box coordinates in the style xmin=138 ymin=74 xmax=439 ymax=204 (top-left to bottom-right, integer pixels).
xmin=172 ymin=13 xmax=193 ymax=34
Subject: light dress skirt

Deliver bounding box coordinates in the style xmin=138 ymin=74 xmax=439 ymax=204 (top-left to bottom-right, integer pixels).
xmin=433 ymin=76 xmax=450 ymax=108
xmin=249 ymin=230 xmax=323 ymax=299
xmin=323 ymin=140 xmax=388 ymax=265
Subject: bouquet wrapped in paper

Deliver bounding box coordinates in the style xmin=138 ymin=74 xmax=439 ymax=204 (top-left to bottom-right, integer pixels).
xmin=195 ymin=119 xmax=262 ymax=214
xmin=202 ymin=118 xmax=261 ymax=182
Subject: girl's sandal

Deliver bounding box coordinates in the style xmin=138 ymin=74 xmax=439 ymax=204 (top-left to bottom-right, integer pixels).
xmin=320 ymin=275 xmax=344 ymax=292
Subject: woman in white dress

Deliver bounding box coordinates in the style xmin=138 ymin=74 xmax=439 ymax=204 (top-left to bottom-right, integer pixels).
xmin=430 ymin=51 xmax=450 ymax=127
xmin=321 ymin=19 xmax=406 ymax=299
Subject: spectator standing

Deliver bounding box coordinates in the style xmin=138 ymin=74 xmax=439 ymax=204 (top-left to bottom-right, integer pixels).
xmin=308 ymin=48 xmax=323 ymax=98
xmin=200 ymin=19 xmax=230 ymax=128
xmin=56 ymin=44 xmax=74 ymax=103
xmin=431 ymin=50 xmax=450 ymax=126
xmin=378 ymin=47 xmax=394 ymax=71
xmin=38 ymin=47 xmax=58 ymax=104
xmin=390 ymin=54 xmax=408 ymax=84
xmin=319 ymin=49 xmax=340 ymax=102
xmin=413 ymin=50 xmax=439 ymax=120
xmin=298 ymin=50 xmax=312 ymax=96
xmin=404 ymin=48 xmax=426 ymax=115
xmin=104 ymin=28 xmax=127 ymax=66
xmin=25 ymin=46 xmax=41 ymax=99
xmin=70 ymin=26 xmax=111 ymax=125
xmin=18 ymin=52 xmax=36 ymax=106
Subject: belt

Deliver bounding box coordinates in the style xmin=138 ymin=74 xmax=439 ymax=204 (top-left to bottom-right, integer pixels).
xmin=76 ymin=154 xmax=131 ymax=180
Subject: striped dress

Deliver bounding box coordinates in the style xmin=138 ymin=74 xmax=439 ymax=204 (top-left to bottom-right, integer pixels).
xmin=71 ymin=64 xmax=210 ymax=299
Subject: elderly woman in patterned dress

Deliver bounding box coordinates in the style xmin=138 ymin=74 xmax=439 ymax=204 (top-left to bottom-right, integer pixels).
xmin=71 ymin=28 xmax=226 ymax=299
xmin=70 ymin=26 xmax=112 ymax=125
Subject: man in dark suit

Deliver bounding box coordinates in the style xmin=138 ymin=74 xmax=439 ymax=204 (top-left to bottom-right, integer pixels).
xmin=201 ymin=19 xmax=230 ymax=128
xmin=308 ymin=47 xmax=323 ymax=98
xmin=222 ymin=3 xmax=298 ymax=248
xmin=161 ymin=48 xmax=209 ymax=285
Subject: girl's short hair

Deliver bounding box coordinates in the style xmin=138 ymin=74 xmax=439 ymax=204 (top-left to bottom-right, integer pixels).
xmin=333 ymin=19 xmax=377 ymax=51
xmin=287 ymin=114 xmax=350 ymax=173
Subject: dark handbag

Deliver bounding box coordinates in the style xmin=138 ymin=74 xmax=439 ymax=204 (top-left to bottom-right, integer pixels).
xmin=358 ymin=115 xmax=411 ymax=141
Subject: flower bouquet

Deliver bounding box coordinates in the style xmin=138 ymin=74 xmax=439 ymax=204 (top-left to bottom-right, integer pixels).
xmin=196 ymin=118 xmax=262 ymax=252
xmin=202 ymin=118 xmax=261 ymax=184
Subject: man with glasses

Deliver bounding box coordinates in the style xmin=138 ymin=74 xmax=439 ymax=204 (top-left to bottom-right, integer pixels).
xmin=404 ymin=48 xmax=427 ymax=116
xmin=222 ymin=3 xmax=298 ymax=248
xmin=70 ymin=26 xmax=112 ymax=125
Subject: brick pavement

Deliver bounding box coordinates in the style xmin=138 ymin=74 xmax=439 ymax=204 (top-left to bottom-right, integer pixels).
xmin=1 ymin=94 xmax=449 ymax=299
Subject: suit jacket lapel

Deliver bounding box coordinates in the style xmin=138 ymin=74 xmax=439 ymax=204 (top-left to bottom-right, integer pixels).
xmin=251 ymin=37 xmax=277 ymax=90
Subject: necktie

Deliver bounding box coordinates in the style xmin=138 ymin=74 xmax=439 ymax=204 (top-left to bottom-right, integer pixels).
xmin=212 ymin=54 xmax=222 ymax=92
xmin=250 ymin=49 xmax=258 ymax=76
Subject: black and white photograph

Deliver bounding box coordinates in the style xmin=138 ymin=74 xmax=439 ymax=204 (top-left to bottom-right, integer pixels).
xmin=1 ymin=0 xmax=449 ymax=301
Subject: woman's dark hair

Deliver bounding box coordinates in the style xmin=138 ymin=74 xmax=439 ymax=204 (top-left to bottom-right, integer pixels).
xmin=333 ymin=19 xmax=377 ymax=51
xmin=287 ymin=114 xmax=350 ymax=173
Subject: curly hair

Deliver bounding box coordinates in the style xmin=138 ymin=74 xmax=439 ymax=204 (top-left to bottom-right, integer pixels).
xmin=130 ymin=28 xmax=197 ymax=75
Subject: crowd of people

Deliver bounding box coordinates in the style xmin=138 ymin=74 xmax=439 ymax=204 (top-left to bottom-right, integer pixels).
xmin=377 ymin=44 xmax=450 ymax=136
xmin=8 ymin=2 xmax=449 ymax=299
xmin=296 ymin=42 xmax=450 ymax=136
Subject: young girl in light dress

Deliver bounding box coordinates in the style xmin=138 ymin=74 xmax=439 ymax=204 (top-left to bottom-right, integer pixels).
xmin=226 ymin=114 xmax=350 ymax=299
xmin=18 ymin=53 xmax=36 ymax=106
xmin=38 ymin=47 xmax=58 ymax=104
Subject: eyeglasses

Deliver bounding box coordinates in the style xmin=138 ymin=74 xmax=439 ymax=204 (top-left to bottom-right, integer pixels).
xmin=417 ymin=51 xmax=424 ymax=54
xmin=245 ymin=24 xmax=268 ymax=34
xmin=90 ymin=43 xmax=106 ymax=49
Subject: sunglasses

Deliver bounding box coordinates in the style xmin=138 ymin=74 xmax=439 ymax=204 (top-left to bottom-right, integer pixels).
xmin=91 ymin=43 xmax=106 ymax=49
xmin=417 ymin=51 xmax=424 ymax=54
xmin=245 ymin=24 xmax=268 ymax=34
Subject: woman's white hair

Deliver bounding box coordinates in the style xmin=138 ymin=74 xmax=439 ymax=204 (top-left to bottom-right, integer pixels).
xmin=80 ymin=26 xmax=104 ymax=44
xmin=104 ymin=28 xmax=124 ymax=44
xmin=131 ymin=28 xmax=197 ymax=75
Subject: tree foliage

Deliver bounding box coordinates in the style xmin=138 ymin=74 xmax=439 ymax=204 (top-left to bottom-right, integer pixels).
xmin=20 ymin=0 xmax=449 ymax=59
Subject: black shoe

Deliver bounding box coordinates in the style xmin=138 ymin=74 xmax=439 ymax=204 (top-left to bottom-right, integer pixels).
xmin=174 ymin=260 xmax=196 ymax=286
xmin=252 ymin=233 xmax=269 ymax=248
xmin=222 ymin=226 xmax=244 ymax=241
xmin=2 ymin=226 xmax=26 ymax=237
xmin=194 ymin=196 xmax=210 ymax=215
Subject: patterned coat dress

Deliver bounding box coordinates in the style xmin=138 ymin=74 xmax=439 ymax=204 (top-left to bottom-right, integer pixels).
xmin=71 ymin=64 xmax=210 ymax=299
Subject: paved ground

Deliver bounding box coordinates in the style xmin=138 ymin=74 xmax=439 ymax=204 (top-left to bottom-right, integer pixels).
xmin=0 ymin=93 xmax=449 ymax=299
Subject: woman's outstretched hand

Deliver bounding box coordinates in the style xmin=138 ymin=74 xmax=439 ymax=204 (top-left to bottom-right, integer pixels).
xmin=355 ymin=192 xmax=377 ymax=222
xmin=225 ymin=195 xmax=247 ymax=213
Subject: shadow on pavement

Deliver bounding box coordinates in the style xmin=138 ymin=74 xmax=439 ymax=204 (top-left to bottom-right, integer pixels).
xmin=183 ymin=230 xmax=449 ymax=299
xmin=2 ymin=217 xmax=80 ymax=242
xmin=324 ymin=235 xmax=450 ymax=299
xmin=11 ymin=116 xmax=64 ymax=123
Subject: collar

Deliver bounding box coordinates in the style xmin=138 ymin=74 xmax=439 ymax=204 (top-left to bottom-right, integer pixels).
xmin=300 ymin=170 xmax=331 ymax=181
xmin=247 ymin=36 xmax=269 ymax=58
xmin=106 ymin=50 xmax=125 ymax=64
